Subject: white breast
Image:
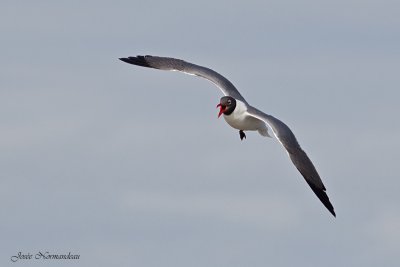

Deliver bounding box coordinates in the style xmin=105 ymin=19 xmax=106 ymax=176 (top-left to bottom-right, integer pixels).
xmin=223 ymin=100 xmax=266 ymax=131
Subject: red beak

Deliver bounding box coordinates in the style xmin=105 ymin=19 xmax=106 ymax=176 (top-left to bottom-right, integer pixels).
xmin=216 ymin=103 xmax=226 ymax=118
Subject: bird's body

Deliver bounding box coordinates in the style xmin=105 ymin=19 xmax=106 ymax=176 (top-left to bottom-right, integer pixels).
xmin=119 ymin=55 xmax=336 ymax=217
xmin=222 ymin=99 xmax=271 ymax=137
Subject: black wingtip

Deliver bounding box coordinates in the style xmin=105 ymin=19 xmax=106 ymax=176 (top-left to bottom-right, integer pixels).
xmin=306 ymin=180 xmax=336 ymax=217
xmin=119 ymin=56 xmax=152 ymax=68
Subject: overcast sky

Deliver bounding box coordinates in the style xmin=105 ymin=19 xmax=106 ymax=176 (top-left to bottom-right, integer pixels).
xmin=1 ymin=0 xmax=400 ymax=266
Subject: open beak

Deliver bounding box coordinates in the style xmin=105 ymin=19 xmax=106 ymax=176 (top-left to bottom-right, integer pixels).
xmin=216 ymin=103 xmax=226 ymax=118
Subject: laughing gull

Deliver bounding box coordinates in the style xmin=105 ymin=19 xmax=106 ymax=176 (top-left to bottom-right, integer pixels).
xmin=119 ymin=55 xmax=336 ymax=217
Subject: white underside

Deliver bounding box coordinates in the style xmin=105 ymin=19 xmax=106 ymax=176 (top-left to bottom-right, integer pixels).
xmin=223 ymin=100 xmax=271 ymax=137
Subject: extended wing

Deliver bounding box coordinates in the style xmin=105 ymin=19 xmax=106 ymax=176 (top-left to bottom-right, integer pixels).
xmin=119 ymin=55 xmax=248 ymax=104
xmin=247 ymin=106 xmax=336 ymax=217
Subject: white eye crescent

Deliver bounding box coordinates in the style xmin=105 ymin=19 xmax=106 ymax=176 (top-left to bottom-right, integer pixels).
xmin=227 ymin=99 xmax=232 ymax=105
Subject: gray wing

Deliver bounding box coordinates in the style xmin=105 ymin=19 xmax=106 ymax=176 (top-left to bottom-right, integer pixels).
xmin=119 ymin=55 xmax=248 ymax=104
xmin=247 ymin=106 xmax=336 ymax=217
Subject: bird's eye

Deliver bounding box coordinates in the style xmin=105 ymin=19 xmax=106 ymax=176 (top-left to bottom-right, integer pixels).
xmin=227 ymin=100 xmax=232 ymax=105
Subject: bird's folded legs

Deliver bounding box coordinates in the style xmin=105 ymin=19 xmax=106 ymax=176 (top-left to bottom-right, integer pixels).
xmin=239 ymin=130 xmax=246 ymax=141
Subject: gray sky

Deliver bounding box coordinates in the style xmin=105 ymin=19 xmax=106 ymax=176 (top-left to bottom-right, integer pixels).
xmin=1 ymin=0 xmax=400 ymax=266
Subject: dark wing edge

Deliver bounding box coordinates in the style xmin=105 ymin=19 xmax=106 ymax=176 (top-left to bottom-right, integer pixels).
xmin=119 ymin=55 xmax=248 ymax=104
xmin=119 ymin=55 xmax=186 ymax=71
xmin=247 ymin=106 xmax=336 ymax=217
xmin=290 ymin=149 xmax=336 ymax=217
xmin=119 ymin=56 xmax=153 ymax=68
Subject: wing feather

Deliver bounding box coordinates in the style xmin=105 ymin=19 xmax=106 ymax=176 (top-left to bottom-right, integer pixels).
xmin=247 ymin=106 xmax=336 ymax=217
xmin=119 ymin=55 xmax=248 ymax=104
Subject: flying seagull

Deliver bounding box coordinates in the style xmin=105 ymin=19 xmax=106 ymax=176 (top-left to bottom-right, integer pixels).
xmin=119 ymin=55 xmax=336 ymax=217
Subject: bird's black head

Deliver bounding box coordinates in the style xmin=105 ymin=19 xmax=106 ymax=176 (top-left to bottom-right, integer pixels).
xmin=216 ymin=96 xmax=236 ymax=118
